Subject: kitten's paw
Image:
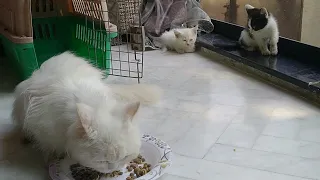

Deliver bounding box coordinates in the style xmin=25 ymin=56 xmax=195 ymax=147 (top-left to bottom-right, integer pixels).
xmin=270 ymin=46 xmax=278 ymax=55
xmin=161 ymin=47 xmax=168 ymax=52
xmin=270 ymin=49 xmax=278 ymax=55
xmin=261 ymin=49 xmax=271 ymax=56
xmin=175 ymin=49 xmax=185 ymax=54
xmin=185 ymin=47 xmax=195 ymax=53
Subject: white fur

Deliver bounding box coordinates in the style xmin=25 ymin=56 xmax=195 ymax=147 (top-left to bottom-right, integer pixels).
xmin=245 ymin=4 xmax=254 ymax=10
xmin=12 ymin=52 xmax=161 ymax=173
xmin=239 ymin=5 xmax=279 ymax=56
xmin=160 ymin=26 xmax=198 ymax=54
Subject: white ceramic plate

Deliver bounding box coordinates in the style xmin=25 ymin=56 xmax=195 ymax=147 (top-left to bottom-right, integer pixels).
xmin=49 ymin=134 xmax=173 ymax=180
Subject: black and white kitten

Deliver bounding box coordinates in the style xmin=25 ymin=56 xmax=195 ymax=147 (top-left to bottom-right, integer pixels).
xmin=239 ymin=4 xmax=279 ymax=56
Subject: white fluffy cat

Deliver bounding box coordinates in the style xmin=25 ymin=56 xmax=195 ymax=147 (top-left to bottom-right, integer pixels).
xmin=239 ymin=4 xmax=279 ymax=55
xmin=12 ymin=52 xmax=161 ymax=173
xmin=160 ymin=26 xmax=198 ymax=54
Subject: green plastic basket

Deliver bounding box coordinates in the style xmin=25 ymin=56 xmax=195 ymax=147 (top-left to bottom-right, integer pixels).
xmin=1 ymin=16 xmax=117 ymax=80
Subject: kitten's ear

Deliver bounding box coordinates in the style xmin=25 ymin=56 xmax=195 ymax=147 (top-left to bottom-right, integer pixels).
xmin=76 ymin=103 xmax=97 ymax=138
xmin=260 ymin=7 xmax=269 ymax=18
xmin=174 ymin=30 xmax=182 ymax=38
xmin=124 ymin=102 xmax=140 ymax=121
xmin=245 ymin=4 xmax=255 ymax=10
xmin=192 ymin=25 xmax=198 ymax=34
xmin=245 ymin=4 xmax=254 ymax=16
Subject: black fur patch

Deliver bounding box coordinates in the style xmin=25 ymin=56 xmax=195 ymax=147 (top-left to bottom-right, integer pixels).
xmin=246 ymin=8 xmax=269 ymax=31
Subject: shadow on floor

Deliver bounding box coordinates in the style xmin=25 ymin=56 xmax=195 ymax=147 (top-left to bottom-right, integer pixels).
xmin=0 ymin=145 xmax=47 ymax=179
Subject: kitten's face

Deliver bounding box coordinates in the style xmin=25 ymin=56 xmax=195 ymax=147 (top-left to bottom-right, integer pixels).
xmin=245 ymin=4 xmax=269 ymax=31
xmin=67 ymin=102 xmax=141 ymax=173
xmin=174 ymin=26 xmax=198 ymax=49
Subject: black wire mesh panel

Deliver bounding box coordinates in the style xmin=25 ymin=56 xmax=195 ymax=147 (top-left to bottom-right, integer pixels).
xmin=72 ymin=0 xmax=144 ymax=82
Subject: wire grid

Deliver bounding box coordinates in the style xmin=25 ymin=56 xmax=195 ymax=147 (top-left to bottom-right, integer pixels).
xmin=73 ymin=0 xmax=144 ymax=82
xmin=31 ymin=0 xmax=57 ymax=18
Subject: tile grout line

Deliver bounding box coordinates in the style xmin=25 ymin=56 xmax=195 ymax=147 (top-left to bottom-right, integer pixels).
xmin=201 ymin=116 xmax=235 ymax=159
xmin=249 ymin=123 xmax=269 ymax=150
xmin=256 ymin=134 xmax=320 ymax=145
xmin=212 ymin=143 xmax=320 ymax=160
xmin=203 ymin=158 xmax=317 ymax=180
xmin=199 ymin=105 xmax=257 ymax=159
xmin=174 ymin=153 xmax=317 ymax=180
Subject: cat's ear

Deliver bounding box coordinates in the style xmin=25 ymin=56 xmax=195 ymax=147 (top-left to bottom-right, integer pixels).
xmin=124 ymin=102 xmax=140 ymax=121
xmin=174 ymin=30 xmax=182 ymax=38
xmin=192 ymin=25 xmax=198 ymax=34
xmin=76 ymin=103 xmax=97 ymax=139
xmin=245 ymin=4 xmax=255 ymax=16
xmin=260 ymin=7 xmax=269 ymax=18
xmin=245 ymin=4 xmax=255 ymax=10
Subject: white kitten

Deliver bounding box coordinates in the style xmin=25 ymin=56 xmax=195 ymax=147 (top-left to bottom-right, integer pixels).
xmin=239 ymin=4 xmax=279 ymax=55
xmin=160 ymin=26 xmax=198 ymax=54
xmin=12 ymin=52 xmax=161 ymax=173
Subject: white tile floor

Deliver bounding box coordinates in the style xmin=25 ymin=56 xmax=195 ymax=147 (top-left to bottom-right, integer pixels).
xmin=1 ymin=50 xmax=320 ymax=180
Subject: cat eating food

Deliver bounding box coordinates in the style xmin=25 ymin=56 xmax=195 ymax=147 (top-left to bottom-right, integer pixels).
xmin=12 ymin=52 xmax=161 ymax=173
xmin=160 ymin=25 xmax=198 ymax=54
xmin=239 ymin=4 xmax=279 ymax=56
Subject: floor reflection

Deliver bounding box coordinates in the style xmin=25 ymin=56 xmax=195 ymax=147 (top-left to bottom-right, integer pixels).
xmin=201 ymin=0 xmax=308 ymax=43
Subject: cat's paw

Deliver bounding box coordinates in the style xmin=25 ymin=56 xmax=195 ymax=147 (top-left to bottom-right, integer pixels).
xmin=175 ymin=49 xmax=185 ymax=54
xmin=270 ymin=46 xmax=278 ymax=55
xmin=185 ymin=47 xmax=195 ymax=53
xmin=270 ymin=49 xmax=278 ymax=55
xmin=161 ymin=47 xmax=168 ymax=53
xmin=261 ymin=49 xmax=271 ymax=56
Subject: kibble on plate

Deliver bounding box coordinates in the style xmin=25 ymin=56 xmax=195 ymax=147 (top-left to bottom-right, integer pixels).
xmin=69 ymin=163 xmax=101 ymax=180
xmin=69 ymin=154 xmax=151 ymax=180
xmin=126 ymin=154 xmax=152 ymax=179
xmin=69 ymin=163 xmax=123 ymax=180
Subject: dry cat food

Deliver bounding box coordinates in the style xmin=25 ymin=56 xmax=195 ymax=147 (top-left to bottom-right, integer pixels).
xmin=126 ymin=154 xmax=152 ymax=179
xmin=69 ymin=163 xmax=123 ymax=180
xmin=69 ymin=163 xmax=101 ymax=180
xmin=103 ymin=170 xmax=124 ymax=178
xmin=69 ymin=154 xmax=150 ymax=180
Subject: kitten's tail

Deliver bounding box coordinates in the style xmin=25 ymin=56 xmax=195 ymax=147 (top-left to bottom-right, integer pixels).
xmin=109 ymin=84 xmax=162 ymax=104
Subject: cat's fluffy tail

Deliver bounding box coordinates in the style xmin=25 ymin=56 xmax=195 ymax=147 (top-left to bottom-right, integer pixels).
xmin=109 ymin=84 xmax=162 ymax=104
